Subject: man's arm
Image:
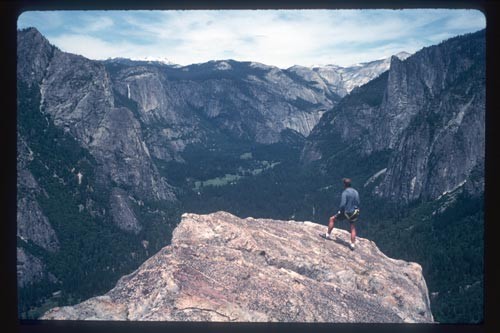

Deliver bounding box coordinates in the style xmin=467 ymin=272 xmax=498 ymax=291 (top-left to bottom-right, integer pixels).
xmin=339 ymin=191 xmax=347 ymax=213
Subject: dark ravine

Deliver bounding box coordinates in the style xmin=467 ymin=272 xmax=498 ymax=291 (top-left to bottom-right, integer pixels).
xmin=42 ymin=212 xmax=434 ymax=323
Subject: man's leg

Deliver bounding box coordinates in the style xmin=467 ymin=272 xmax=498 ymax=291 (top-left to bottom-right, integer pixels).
xmin=350 ymin=222 xmax=356 ymax=244
xmin=327 ymin=215 xmax=336 ymax=235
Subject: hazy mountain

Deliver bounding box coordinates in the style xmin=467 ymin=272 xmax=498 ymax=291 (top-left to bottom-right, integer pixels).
xmin=288 ymin=52 xmax=411 ymax=98
xmin=101 ymin=57 xmax=344 ymax=148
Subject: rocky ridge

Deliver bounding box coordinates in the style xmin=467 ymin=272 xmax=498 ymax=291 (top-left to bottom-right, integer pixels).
xmin=42 ymin=212 xmax=434 ymax=323
xmin=105 ymin=58 xmax=337 ymax=151
xmin=291 ymin=51 xmax=411 ymax=98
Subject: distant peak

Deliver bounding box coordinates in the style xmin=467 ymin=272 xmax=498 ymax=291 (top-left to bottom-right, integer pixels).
xmin=19 ymin=26 xmax=40 ymax=33
xmin=287 ymin=64 xmax=310 ymax=70
xmin=347 ymin=51 xmax=412 ymax=68
xmin=130 ymin=56 xmax=179 ymax=66
xmin=249 ymin=61 xmax=274 ymax=69
xmin=394 ymin=51 xmax=411 ymax=60
xmin=214 ymin=60 xmax=233 ymax=70
xmin=18 ymin=26 xmax=46 ymax=40
xmin=309 ymin=64 xmax=342 ymax=70
xmin=390 ymin=54 xmax=403 ymax=63
xmin=103 ymin=56 xmax=181 ymax=67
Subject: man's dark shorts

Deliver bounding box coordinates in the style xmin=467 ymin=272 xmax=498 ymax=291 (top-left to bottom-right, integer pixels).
xmin=335 ymin=208 xmax=360 ymax=223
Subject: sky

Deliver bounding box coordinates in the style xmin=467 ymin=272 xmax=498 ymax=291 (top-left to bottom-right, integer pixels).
xmin=17 ymin=9 xmax=486 ymax=68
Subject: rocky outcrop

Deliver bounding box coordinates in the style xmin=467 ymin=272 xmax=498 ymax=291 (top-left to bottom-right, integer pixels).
xmin=40 ymin=49 xmax=114 ymax=147
xmin=42 ymin=212 xmax=433 ymax=323
xmin=109 ymin=188 xmax=141 ymax=234
xmin=17 ymin=248 xmax=57 ymax=288
xmin=17 ymin=197 xmax=59 ymax=252
xmin=88 ymin=106 xmax=175 ymax=202
xmin=17 ymin=136 xmax=59 ymax=253
xmin=16 ymin=27 xmax=54 ymax=87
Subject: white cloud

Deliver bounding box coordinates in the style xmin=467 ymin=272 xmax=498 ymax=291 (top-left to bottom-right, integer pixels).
xmin=50 ymin=34 xmax=136 ymax=60
xmin=443 ymin=9 xmax=486 ymax=31
xmin=79 ymin=16 xmax=114 ymax=32
xmin=27 ymin=9 xmax=486 ymax=68
xmin=18 ymin=11 xmax=64 ymax=30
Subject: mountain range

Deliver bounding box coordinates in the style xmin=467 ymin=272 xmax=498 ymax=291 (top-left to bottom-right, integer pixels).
xmin=16 ymin=27 xmax=484 ymax=323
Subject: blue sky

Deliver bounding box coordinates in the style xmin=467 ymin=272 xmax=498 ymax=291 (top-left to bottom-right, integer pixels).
xmin=17 ymin=9 xmax=485 ymax=68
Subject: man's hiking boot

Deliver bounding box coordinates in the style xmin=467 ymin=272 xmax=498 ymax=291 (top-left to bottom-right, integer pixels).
xmin=349 ymin=242 xmax=356 ymax=250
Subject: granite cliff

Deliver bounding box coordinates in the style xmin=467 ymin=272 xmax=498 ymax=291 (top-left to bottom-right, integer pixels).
xmin=303 ymin=30 xmax=485 ymax=203
xmin=42 ymin=212 xmax=433 ymax=323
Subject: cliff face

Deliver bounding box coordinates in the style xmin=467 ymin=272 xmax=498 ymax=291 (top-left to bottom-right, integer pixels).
xmin=42 ymin=212 xmax=433 ymax=323
xmin=303 ymin=30 xmax=485 ymax=203
xmin=105 ymin=59 xmax=338 ymax=151
xmin=375 ymin=34 xmax=485 ymax=202
xmin=36 ymin=42 xmax=175 ymax=204
xmin=17 ymin=136 xmax=59 ymax=253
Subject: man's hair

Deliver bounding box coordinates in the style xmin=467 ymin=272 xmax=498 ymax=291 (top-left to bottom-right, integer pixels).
xmin=343 ymin=178 xmax=352 ymax=187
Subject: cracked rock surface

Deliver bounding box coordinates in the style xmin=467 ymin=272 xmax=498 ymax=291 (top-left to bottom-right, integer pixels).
xmin=42 ymin=212 xmax=433 ymax=322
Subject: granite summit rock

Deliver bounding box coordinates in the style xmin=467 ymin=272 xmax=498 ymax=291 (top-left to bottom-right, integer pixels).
xmin=42 ymin=211 xmax=433 ymax=323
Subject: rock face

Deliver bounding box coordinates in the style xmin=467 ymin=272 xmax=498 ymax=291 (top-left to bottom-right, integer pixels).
xmin=375 ymin=33 xmax=485 ymax=202
xmin=17 ymin=248 xmax=57 ymax=288
xmin=101 ymin=52 xmax=410 ymax=158
xmin=16 ymin=27 xmax=54 ymax=87
xmin=17 ymin=28 xmax=179 ymax=288
xmin=17 ymin=136 xmax=59 ymax=253
xmin=303 ymin=30 xmax=485 ymax=203
xmin=109 ymin=188 xmax=142 ymax=234
xmin=42 ymin=212 xmax=433 ymax=323
xmin=105 ymin=59 xmax=339 ymax=150
xmin=336 ymin=51 xmax=411 ymax=95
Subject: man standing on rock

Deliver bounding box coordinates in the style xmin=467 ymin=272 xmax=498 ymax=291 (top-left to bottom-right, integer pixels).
xmin=324 ymin=178 xmax=360 ymax=250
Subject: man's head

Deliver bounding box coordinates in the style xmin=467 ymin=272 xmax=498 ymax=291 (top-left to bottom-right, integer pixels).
xmin=343 ymin=178 xmax=352 ymax=188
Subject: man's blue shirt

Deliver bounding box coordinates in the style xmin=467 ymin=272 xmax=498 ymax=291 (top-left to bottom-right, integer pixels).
xmin=339 ymin=187 xmax=360 ymax=214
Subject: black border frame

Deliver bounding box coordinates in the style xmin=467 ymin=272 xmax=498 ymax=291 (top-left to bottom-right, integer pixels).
xmin=2 ymin=1 xmax=498 ymax=333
